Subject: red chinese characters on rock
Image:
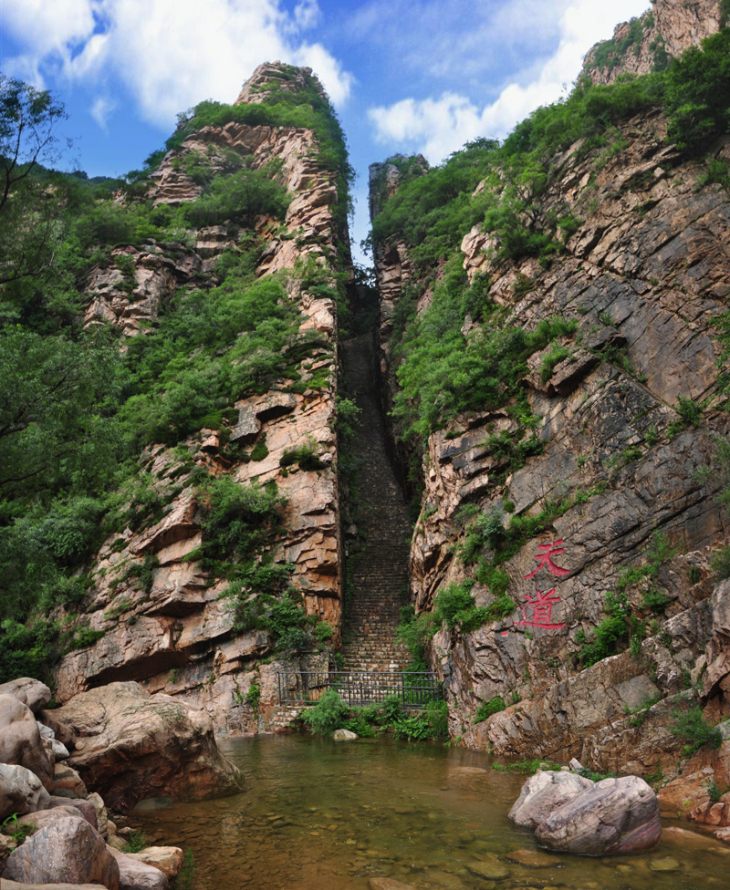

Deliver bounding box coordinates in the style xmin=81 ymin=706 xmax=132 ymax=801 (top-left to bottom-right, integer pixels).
xmin=513 ymin=588 xmax=566 ymax=630
xmin=523 ymin=539 xmax=570 ymax=579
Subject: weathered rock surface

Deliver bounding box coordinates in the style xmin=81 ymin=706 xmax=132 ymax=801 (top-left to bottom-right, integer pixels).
xmin=47 ymin=795 xmax=98 ymax=828
xmin=0 ymin=679 xmax=52 ymax=714
xmin=0 ymin=763 xmax=51 ymax=820
xmin=109 ymin=846 xmax=168 ymax=890
xmin=3 ymin=816 xmax=120 ymax=889
xmin=582 ymin=0 xmax=723 ymax=86
xmin=53 ymin=762 xmax=87 ymax=797
xmin=659 ymin=738 xmax=730 ymax=826
xmin=54 ymin=682 xmax=243 ymax=810
xmin=0 ymin=695 xmax=54 ymax=792
xmin=372 ymin=81 xmax=730 ymax=775
xmin=508 ymin=770 xmax=593 ymax=828
xmin=533 ymin=775 xmax=661 ymax=854
xmin=53 ymin=61 xmax=347 ymax=737
xmin=125 ymin=847 xmax=183 ymax=879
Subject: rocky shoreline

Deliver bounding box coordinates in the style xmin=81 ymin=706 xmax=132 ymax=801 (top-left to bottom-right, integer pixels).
xmin=0 ymin=677 xmax=243 ymax=888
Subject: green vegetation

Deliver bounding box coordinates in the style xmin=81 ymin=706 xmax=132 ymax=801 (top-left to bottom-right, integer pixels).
xmin=0 ymin=64 xmax=352 ymax=681
xmin=670 ymin=706 xmax=723 ymax=756
xmin=586 ymin=16 xmax=648 ymax=72
xmin=576 ymin=532 xmax=677 ymax=667
xmin=302 ymin=689 xmax=449 ymax=742
xmin=474 ymin=696 xmax=506 ymax=723
xmin=125 ymin=831 xmax=149 ymax=853
xmin=171 ymin=850 xmax=195 ymax=890
xmin=491 ymin=759 xmax=560 ymax=775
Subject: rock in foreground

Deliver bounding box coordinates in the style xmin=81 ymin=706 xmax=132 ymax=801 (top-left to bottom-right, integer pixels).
xmin=53 ymin=682 xmax=243 ymax=810
xmin=511 ymin=770 xmax=661 ymax=855
xmin=3 ymin=815 xmax=120 ymax=889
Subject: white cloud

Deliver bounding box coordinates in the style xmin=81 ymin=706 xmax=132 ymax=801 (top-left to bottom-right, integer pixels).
xmin=90 ymin=95 xmax=116 ymax=131
xmin=1 ymin=0 xmax=353 ymax=128
xmin=368 ymin=0 xmax=651 ymax=162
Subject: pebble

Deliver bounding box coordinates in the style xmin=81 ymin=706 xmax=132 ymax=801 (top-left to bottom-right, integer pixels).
xmin=504 ymin=848 xmax=557 ymax=868
xmin=649 ymin=857 xmax=681 ymax=872
xmin=467 ymin=861 xmax=510 ymax=881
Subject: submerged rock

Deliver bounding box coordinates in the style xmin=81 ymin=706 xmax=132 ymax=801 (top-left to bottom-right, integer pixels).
xmin=53 ymin=682 xmax=244 ymax=810
xmin=533 ymin=775 xmax=661 ymax=855
xmin=333 ymin=729 xmax=358 ymax=741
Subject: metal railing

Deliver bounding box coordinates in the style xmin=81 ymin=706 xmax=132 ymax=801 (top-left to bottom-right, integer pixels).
xmin=276 ymin=670 xmax=441 ymax=708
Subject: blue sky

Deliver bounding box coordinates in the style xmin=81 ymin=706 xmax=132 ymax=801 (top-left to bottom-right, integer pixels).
xmin=0 ymin=0 xmax=650 ymax=263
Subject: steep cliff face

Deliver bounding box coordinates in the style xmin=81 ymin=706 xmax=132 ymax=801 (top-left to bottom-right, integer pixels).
xmin=370 ymin=17 xmax=730 ymax=792
xmin=582 ymin=0 xmax=723 ymax=84
xmin=52 ymin=62 xmax=351 ymax=734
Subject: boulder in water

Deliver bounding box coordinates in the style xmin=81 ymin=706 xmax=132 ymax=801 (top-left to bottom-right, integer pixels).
xmin=333 ymin=729 xmax=358 ymax=741
xmin=508 ymin=770 xmax=593 ymax=829
xmin=533 ymin=775 xmax=661 ymax=855
xmin=54 ymin=682 xmax=243 ymax=810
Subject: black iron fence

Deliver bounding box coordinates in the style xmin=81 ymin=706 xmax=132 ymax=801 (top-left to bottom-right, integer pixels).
xmin=276 ymin=671 xmax=442 ymax=709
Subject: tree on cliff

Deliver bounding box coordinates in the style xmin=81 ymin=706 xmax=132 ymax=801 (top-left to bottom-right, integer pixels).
xmin=0 ymin=75 xmax=68 ymax=287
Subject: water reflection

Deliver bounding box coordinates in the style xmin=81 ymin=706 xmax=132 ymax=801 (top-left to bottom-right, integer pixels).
xmin=133 ymin=735 xmax=730 ymax=890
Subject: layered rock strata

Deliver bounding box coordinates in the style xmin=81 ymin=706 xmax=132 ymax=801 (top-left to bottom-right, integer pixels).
xmin=370 ymin=92 xmax=730 ymax=779
xmin=55 ymin=63 xmax=350 ymax=734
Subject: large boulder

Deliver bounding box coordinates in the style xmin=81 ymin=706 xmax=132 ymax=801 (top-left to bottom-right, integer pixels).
xmin=0 ymin=763 xmax=51 ymax=819
xmin=54 ymin=682 xmax=243 ymax=810
xmin=3 ymin=815 xmax=120 ymax=889
xmin=109 ymin=846 xmax=168 ymax=890
xmin=534 ymin=775 xmax=661 ymax=855
xmin=0 ymin=694 xmax=54 ymax=791
xmin=0 ymin=678 xmax=52 ymax=713
xmin=509 ymin=770 xmax=593 ymax=828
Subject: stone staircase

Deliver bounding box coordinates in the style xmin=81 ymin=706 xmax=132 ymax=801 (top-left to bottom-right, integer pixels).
xmin=339 ymin=333 xmax=412 ymax=673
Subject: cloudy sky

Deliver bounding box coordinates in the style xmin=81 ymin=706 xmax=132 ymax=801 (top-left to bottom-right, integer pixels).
xmin=0 ymin=0 xmax=651 ymax=261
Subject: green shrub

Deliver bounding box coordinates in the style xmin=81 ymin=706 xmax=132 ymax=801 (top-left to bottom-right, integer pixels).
xmin=577 ymin=592 xmax=631 ymax=667
xmin=670 ymin=706 xmax=723 ymax=755
xmin=302 ymin=689 xmax=349 ymax=735
xmin=280 ymin=439 xmax=326 ymax=471
xmin=183 ymin=167 xmax=290 ymax=227
xmin=474 ymin=696 xmax=506 ymax=723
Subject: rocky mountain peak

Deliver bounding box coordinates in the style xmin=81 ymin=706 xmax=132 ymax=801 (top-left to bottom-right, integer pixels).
xmin=235 ymin=60 xmax=323 ymax=106
xmin=582 ymin=0 xmax=724 ymax=85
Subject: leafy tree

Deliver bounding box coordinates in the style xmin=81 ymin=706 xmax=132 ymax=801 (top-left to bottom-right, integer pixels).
xmin=0 ymin=75 xmax=68 ymax=285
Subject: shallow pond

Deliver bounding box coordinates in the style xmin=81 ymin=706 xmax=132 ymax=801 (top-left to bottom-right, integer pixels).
xmin=134 ymin=735 xmax=729 ymax=890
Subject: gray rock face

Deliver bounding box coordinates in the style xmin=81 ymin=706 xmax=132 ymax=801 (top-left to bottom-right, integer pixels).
xmin=0 ymin=678 xmax=52 ymax=713
xmin=533 ymin=775 xmax=661 ymax=855
xmin=508 ymin=770 xmax=593 ymax=829
xmin=0 ymin=694 xmax=54 ymax=791
xmin=3 ymin=815 xmax=120 ymax=889
xmin=0 ymin=762 xmax=51 ymax=819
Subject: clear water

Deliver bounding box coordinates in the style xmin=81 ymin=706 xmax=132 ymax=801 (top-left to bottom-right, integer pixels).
xmin=133 ymin=735 xmax=730 ymax=890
